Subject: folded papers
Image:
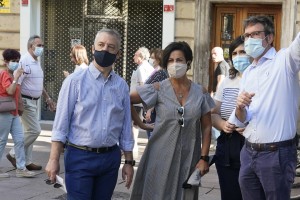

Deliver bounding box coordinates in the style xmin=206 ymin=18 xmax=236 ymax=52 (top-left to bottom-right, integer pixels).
xmin=56 ymin=175 xmax=67 ymax=193
xmin=183 ymin=155 xmax=215 ymax=188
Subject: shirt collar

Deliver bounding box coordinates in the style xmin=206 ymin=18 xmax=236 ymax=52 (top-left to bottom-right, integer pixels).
xmin=249 ymin=47 xmax=276 ymax=69
xmin=26 ymin=52 xmax=38 ymax=63
xmin=88 ymin=62 xmax=115 ymax=80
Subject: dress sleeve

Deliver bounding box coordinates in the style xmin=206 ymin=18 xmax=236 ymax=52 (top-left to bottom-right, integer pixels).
xmin=136 ymin=84 xmax=158 ymax=109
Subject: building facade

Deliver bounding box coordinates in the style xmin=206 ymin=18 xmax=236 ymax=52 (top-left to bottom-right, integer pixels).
xmin=0 ymin=0 xmax=299 ymax=129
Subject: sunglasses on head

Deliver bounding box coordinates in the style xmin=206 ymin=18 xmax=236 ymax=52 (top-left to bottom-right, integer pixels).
xmin=177 ymin=106 xmax=184 ymax=127
xmin=45 ymin=179 xmax=62 ymax=188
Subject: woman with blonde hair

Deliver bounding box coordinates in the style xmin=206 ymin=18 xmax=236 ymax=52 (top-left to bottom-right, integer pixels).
xmin=63 ymin=44 xmax=89 ymax=77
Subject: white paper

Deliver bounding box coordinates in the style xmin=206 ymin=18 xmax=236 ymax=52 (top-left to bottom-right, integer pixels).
xmin=56 ymin=175 xmax=67 ymax=193
xmin=186 ymin=155 xmax=215 ymax=187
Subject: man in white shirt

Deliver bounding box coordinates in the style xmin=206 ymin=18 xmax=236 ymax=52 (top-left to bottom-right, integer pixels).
xmin=6 ymin=35 xmax=56 ymax=171
xmin=130 ymin=47 xmax=154 ymax=154
xmin=229 ymin=16 xmax=299 ymax=200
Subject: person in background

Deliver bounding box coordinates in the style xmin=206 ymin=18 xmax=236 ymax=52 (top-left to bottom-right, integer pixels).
xmin=0 ymin=49 xmax=36 ymax=178
xmin=6 ymin=35 xmax=56 ymax=171
xmin=45 ymin=28 xmax=134 ymax=200
xmin=211 ymin=47 xmax=230 ymax=96
xmin=229 ymin=15 xmax=299 ymax=200
xmin=211 ymin=36 xmax=250 ymax=200
xmin=130 ymin=41 xmax=214 ymax=200
xmin=130 ymin=47 xmax=154 ymax=152
xmin=63 ymin=44 xmax=89 ymax=77
xmin=210 ymin=47 xmax=230 ymax=150
xmin=144 ymin=48 xmax=168 ymax=138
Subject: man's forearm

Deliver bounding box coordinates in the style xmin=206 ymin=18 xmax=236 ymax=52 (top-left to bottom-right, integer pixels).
xmin=49 ymin=141 xmax=64 ymax=161
xmin=235 ymin=107 xmax=247 ymax=123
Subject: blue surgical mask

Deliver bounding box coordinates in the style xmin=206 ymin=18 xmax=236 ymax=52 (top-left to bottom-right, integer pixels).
xmin=232 ymin=55 xmax=251 ymax=73
xmin=8 ymin=61 xmax=19 ymax=71
xmin=33 ymin=47 xmax=44 ymax=57
xmin=148 ymin=58 xmax=155 ymax=66
xmin=244 ymin=37 xmax=266 ymax=58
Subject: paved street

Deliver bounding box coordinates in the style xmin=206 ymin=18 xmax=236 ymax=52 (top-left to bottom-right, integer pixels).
xmin=0 ymin=128 xmax=221 ymax=200
xmin=0 ymin=127 xmax=298 ymax=200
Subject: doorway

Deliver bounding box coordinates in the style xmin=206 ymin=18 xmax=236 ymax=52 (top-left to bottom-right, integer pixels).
xmin=208 ymin=4 xmax=282 ymax=92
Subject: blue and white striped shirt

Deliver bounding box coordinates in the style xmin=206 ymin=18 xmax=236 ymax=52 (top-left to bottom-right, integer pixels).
xmin=51 ymin=63 xmax=134 ymax=151
xmin=214 ymin=76 xmax=240 ymax=120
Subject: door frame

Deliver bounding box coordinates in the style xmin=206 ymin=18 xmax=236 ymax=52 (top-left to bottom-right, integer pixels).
xmin=193 ymin=0 xmax=297 ymax=88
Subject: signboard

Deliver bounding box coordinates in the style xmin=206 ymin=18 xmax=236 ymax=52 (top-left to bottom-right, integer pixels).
xmin=164 ymin=5 xmax=174 ymax=12
xmin=0 ymin=0 xmax=10 ymax=13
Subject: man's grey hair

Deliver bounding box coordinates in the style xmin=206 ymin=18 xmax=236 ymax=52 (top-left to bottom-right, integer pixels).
xmin=94 ymin=28 xmax=122 ymax=50
xmin=138 ymin=47 xmax=150 ymax=60
xmin=27 ymin=35 xmax=41 ymax=50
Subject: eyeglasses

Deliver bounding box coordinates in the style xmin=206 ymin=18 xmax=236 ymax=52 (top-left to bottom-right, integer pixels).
xmin=177 ymin=106 xmax=184 ymax=127
xmin=34 ymin=44 xmax=44 ymax=47
xmin=241 ymin=31 xmax=265 ymax=41
xmin=45 ymin=179 xmax=62 ymax=188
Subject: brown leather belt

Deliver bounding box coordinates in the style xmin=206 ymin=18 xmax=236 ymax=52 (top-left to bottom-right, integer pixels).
xmin=245 ymin=137 xmax=297 ymax=152
xmin=67 ymin=142 xmax=118 ymax=153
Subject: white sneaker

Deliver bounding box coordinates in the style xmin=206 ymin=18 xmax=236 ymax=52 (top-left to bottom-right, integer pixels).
xmin=16 ymin=168 xmax=36 ymax=178
xmin=0 ymin=170 xmax=10 ymax=178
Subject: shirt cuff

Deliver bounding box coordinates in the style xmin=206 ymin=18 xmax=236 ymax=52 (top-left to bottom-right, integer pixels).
xmin=228 ymin=107 xmax=248 ymax=128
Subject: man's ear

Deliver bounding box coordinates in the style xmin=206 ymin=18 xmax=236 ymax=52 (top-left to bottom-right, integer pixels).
xmin=117 ymin=50 xmax=122 ymax=59
xmin=266 ymin=34 xmax=274 ymax=45
xmin=91 ymin=45 xmax=95 ymax=55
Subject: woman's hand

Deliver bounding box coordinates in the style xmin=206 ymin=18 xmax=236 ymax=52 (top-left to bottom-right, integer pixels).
xmin=222 ymin=120 xmax=235 ymax=133
xmin=235 ymin=127 xmax=245 ymax=135
xmin=145 ymin=110 xmax=152 ymax=122
xmin=196 ymin=159 xmax=209 ymax=176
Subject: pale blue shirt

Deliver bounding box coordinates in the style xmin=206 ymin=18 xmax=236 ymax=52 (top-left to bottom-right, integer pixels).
xmin=228 ymin=32 xmax=300 ymax=143
xmin=51 ymin=63 xmax=134 ymax=151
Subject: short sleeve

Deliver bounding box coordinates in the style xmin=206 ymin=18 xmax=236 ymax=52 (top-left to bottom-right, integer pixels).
xmin=0 ymin=70 xmax=12 ymax=89
xmin=136 ymin=84 xmax=158 ymax=109
xmin=202 ymin=92 xmax=215 ymax=115
xmin=214 ymin=79 xmax=225 ymax=102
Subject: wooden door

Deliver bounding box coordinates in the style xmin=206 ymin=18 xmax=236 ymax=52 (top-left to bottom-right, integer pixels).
xmin=209 ymin=4 xmax=282 ymax=92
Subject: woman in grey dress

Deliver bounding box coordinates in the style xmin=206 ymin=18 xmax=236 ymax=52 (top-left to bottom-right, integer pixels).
xmin=130 ymin=41 xmax=214 ymax=200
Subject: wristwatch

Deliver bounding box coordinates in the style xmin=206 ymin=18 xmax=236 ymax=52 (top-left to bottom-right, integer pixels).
xmin=12 ymin=80 xmax=17 ymax=84
xmin=125 ymin=160 xmax=136 ymax=166
xmin=200 ymin=155 xmax=210 ymax=162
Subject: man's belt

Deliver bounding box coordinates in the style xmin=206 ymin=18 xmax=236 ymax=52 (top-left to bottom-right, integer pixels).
xmin=21 ymin=94 xmax=40 ymax=100
xmin=67 ymin=142 xmax=118 ymax=153
xmin=245 ymin=136 xmax=297 ymax=152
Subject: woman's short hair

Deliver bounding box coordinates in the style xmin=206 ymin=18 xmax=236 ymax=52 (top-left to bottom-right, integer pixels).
xmin=150 ymin=48 xmax=163 ymax=66
xmin=2 ymin=49 xmax=21 ymax=61
xmin=162 ymin=41 xmax=193 ymax=69
xmin=71 ymin=44 xmax=89 ymax=65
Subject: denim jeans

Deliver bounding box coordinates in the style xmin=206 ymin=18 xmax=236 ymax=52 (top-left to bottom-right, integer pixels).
xmin=10 ymin=98 xmax=41 ymax=165
xmin=64 ymin=145 xmax=121 ymax=200
xmin=239 ymin=144 xmax=297 ymax=200
xmin=0 ymin=112 xmax=26 ymax=169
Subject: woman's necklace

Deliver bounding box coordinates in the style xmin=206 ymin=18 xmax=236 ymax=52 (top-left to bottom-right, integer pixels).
xmin=170 ymin=79 xmax=191 ymax=100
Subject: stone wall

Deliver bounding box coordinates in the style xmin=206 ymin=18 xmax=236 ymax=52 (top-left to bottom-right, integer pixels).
xmin=175 ymin=0 xmax=195 ymax=79
xmin=0 ymin=0 xmax=20 ymax=66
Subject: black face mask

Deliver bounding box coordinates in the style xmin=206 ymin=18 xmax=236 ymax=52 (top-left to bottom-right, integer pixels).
xmin=94 ymin=50 xmax=117 ymax=67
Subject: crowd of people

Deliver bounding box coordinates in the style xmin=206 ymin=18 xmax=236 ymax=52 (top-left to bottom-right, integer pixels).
xmin=0 ymin=15 xmax=299 ymax=200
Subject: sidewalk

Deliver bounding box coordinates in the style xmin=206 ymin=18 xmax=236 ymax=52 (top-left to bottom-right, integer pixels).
xmin=0 ymin=129 xmax=221 ymax=200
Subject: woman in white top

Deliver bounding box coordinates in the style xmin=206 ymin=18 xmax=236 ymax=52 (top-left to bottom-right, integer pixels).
xmin=63 ymin=44 xmax=89 ymax=77
xmin=211 ymin=36 xmax=251 ymax=200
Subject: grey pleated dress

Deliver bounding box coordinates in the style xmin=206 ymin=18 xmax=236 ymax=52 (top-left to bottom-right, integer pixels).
xmin=130 ymin=79 xmax=215 ymax=200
